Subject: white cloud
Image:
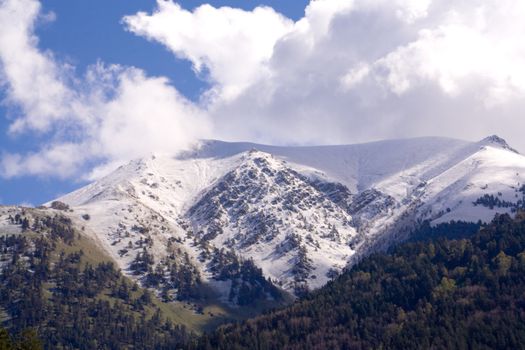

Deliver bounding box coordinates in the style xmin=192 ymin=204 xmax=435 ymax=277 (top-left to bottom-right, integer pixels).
xmin=125 ymin=0 xmax=525 ymax=150
xmin=3 ymin=0 xmax=525 ymax=181
xmin=341 ymin=62 xmax=371 ymax=90
xmin=374 ymin=1 xmax=525 ymax=104
xmin=0 ymin=0 xmax=71 ymax=132
xmin=123 ymin=2 xmax=294 ymax=100
xmin=86 ymin=65 xmax=210 ymax=178
xmin=1 ymin=143 xmax=85 ymax=178
xmin=0 ymin=0 xmax=211 ymax=179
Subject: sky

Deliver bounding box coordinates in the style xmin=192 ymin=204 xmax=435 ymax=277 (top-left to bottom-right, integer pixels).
xmin=1 ymin=0 xmax=525 ymax=205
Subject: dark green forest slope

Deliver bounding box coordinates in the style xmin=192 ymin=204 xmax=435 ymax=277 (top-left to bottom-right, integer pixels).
xmin=197 ymin=213 xmax=525 ymax=349
xmin=3 ymin=210 xmax=525 ymax=349
xmin=0 ymin=212 xmax=193 ymax=349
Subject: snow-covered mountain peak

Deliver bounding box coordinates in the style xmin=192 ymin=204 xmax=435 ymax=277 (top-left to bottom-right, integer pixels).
xmin=49 ymin=136 xmax=525 ymax=300
xmin=478 ymin=135 xmax=518 ymax=153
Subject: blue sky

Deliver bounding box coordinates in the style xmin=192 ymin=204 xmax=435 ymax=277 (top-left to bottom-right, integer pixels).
xmin=2 ymin=0 xmax=525 ymax=206
xmin=0 ymin=0 xmax=308 ymax=205
xmin=36 ymin=0 xmax=309 ymax=99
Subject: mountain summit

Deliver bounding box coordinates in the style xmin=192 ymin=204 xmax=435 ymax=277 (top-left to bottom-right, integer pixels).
xmin=46 ymin=136 xmax=525 ymax=300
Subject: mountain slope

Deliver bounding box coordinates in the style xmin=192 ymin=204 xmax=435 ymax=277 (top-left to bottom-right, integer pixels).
xmin=51 ymin=135 xmax=525 ymax=300
xmin=199 ymin=212 xmax=525 ymax=350
xmin=0 ymin=206 xmax=196 ymax=349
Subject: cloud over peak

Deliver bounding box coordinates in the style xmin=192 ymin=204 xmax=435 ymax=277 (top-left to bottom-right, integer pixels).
xmin=124 ymin=0 xmax=525 ymax=147
xmin=0 ymin=0 xmax=211 ymax=179
xmin=1 ymin=0 xmax=525 ymax=180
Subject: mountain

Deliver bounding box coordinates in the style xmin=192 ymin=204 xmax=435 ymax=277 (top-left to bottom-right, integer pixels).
xmin=198 ymin=212 xmax=525 ymax=350
xmin=28 ymin=135 xmax=525 ymax=302
xmin=0 ymin=206 xmax=195 ymax=349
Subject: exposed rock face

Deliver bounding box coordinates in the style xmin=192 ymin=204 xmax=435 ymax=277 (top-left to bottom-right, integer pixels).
xmin=42 ymin=136 xmax=525 ymax=301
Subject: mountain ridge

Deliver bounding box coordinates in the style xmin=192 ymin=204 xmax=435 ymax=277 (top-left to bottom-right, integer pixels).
xmin=21 ymin=135 xmax=525 ymax=303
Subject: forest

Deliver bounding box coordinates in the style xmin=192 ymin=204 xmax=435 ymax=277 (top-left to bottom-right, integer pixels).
xmin=2 ymin=211 xmax=525 ymax=349
xmin=0 ymin=213 xmax=193 ymax=349
xmin=196 ymin=212 xmax=525 ymax=349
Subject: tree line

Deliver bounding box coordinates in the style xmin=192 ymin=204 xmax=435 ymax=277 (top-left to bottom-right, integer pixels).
xmin=195 ymin=212 xmax=525 ymax=349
